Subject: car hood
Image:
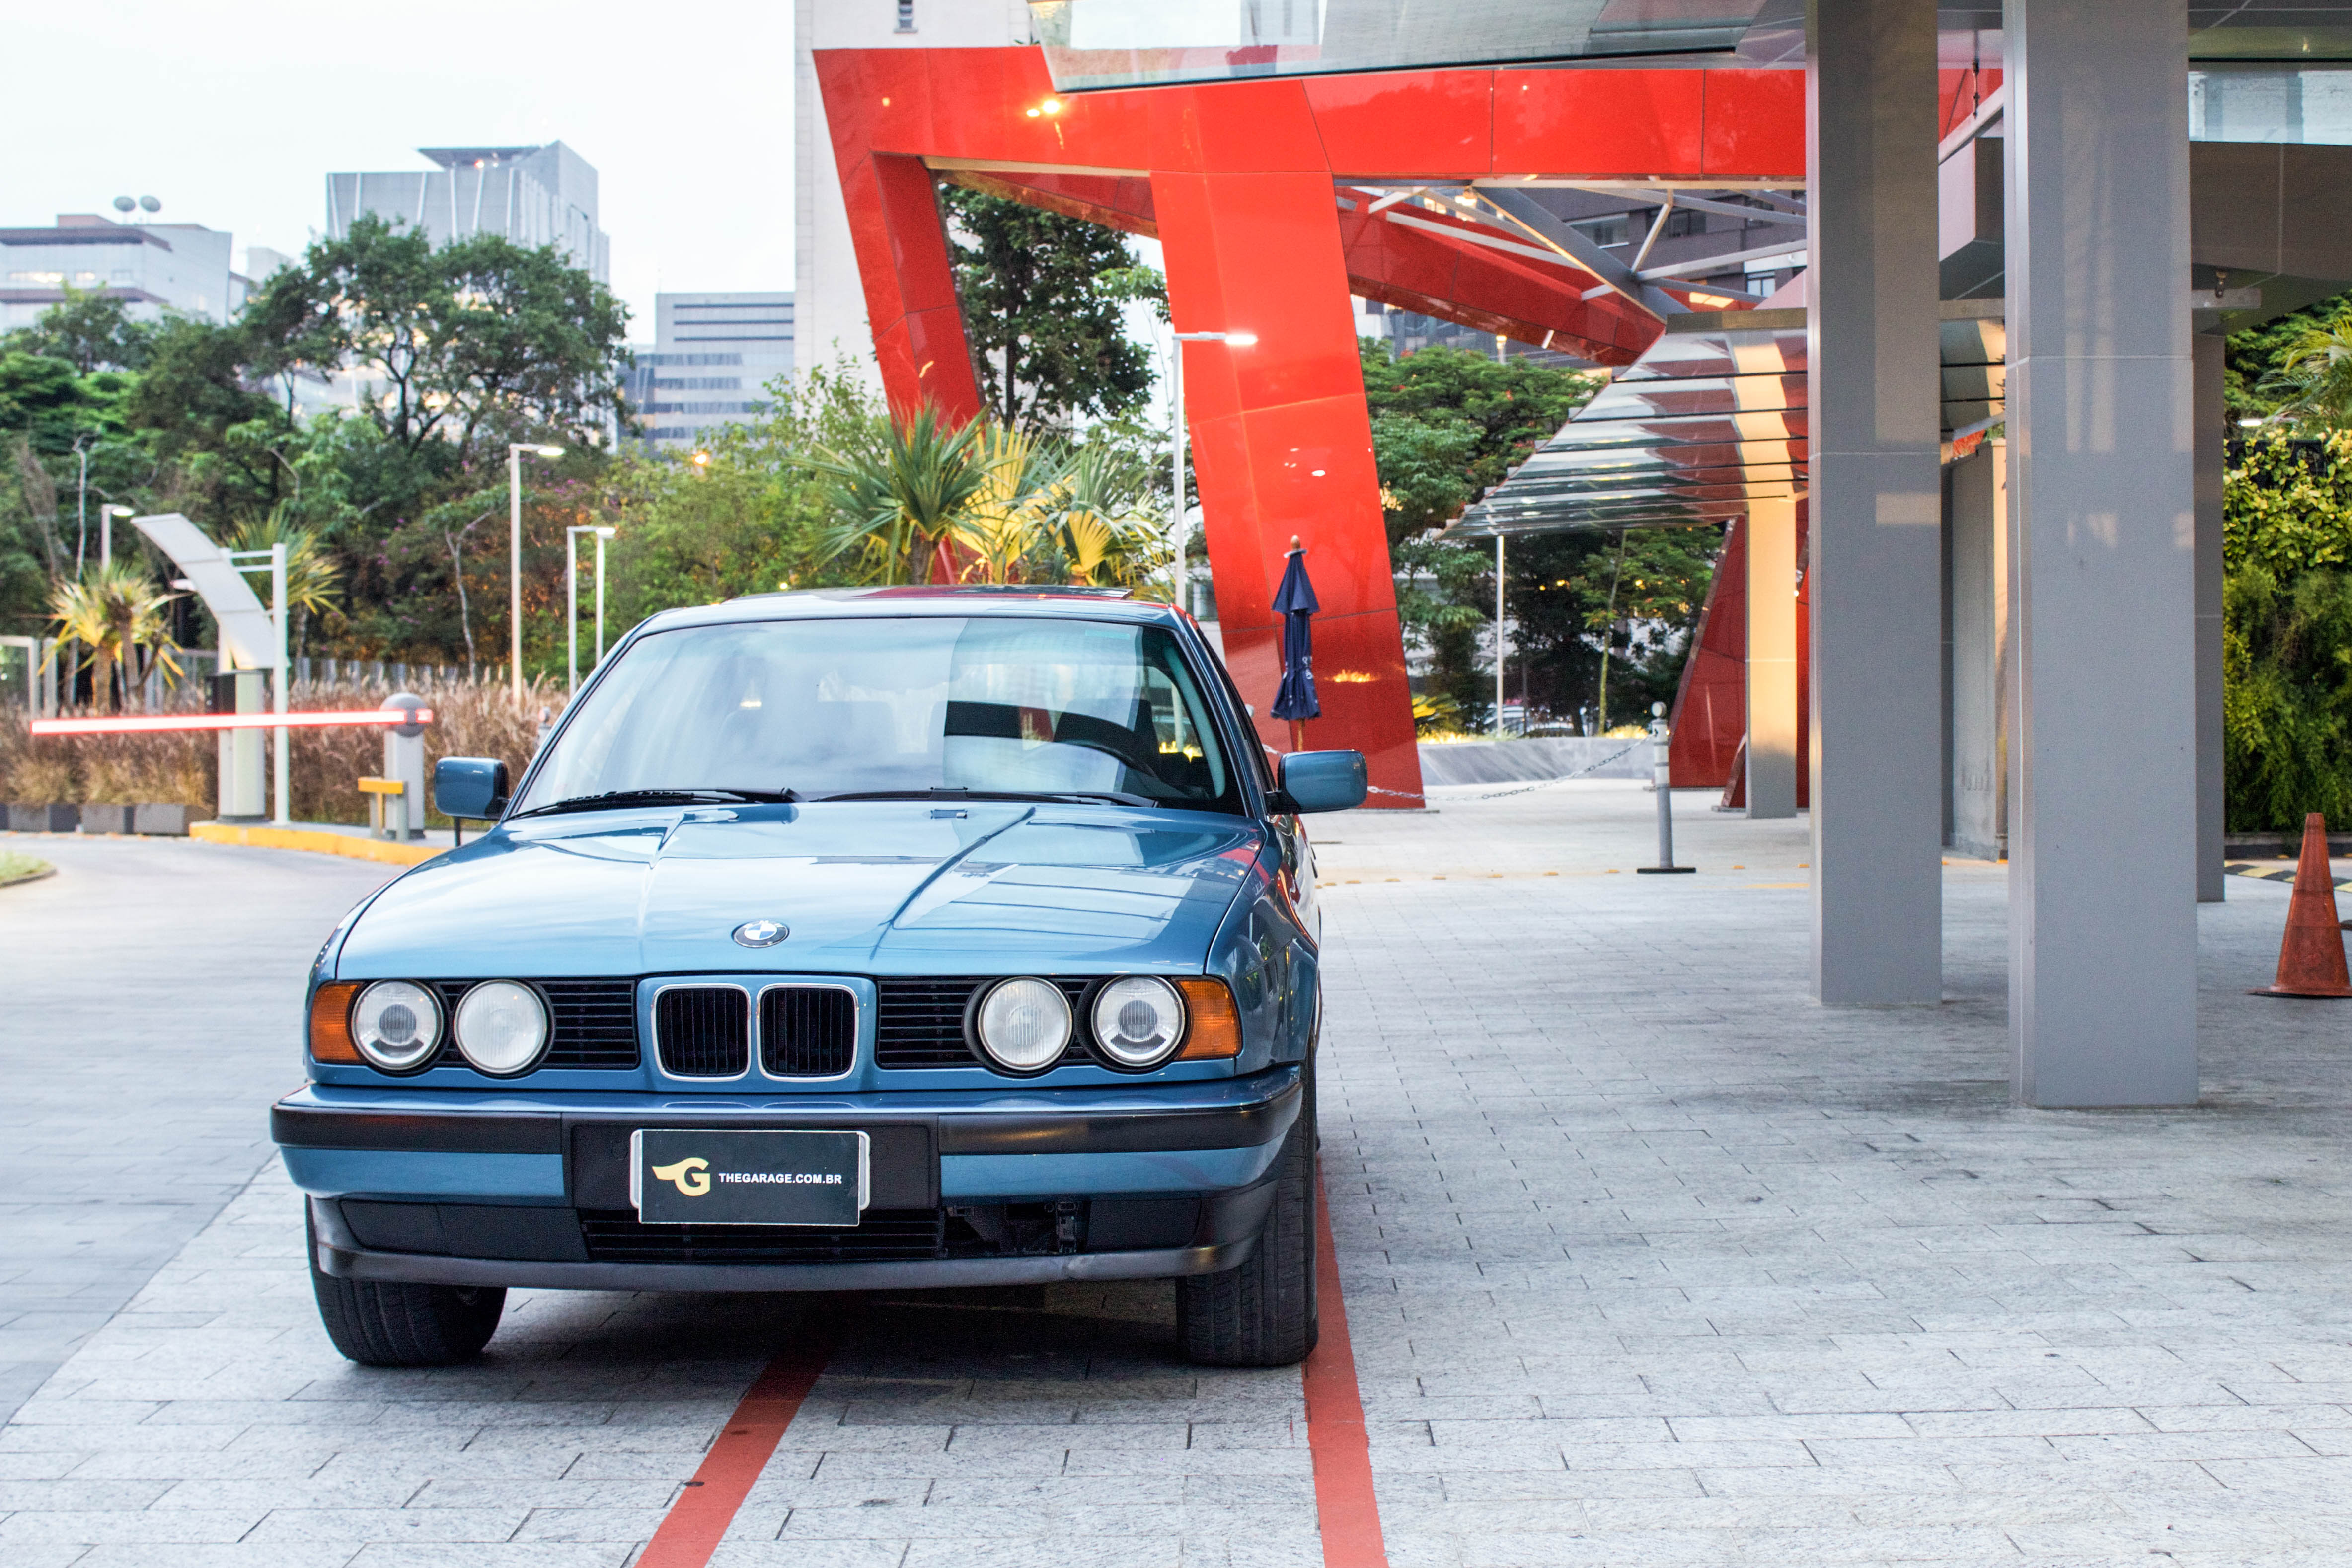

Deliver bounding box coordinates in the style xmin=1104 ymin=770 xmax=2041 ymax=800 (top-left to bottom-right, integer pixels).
xmin=336 ymin=802 xmax=1262 ymax=979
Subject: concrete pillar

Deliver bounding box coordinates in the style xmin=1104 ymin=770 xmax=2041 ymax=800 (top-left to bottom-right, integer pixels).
xmin=2006 ymin=0 xmax=2199 ymax=1106
xmin=1806 ymin=0 xmax=1945 ymax=1005
xmin=1948 ymin=442 xmax=2009 ymax=861
xmin=2194 ymin=332 xmax=2226 ymax=902
xmin=1746 ymin=497 xmax=1800 ymax=818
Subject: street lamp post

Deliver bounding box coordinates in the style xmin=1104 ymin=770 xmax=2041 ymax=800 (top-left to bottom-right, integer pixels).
xmin=224 ymin=544 xmax=291 ymax=825
xmin=271 ymin=542 xmax=289 ymax=825
xmin=101 ymin=505 xmax=132 ymax=570
xmin=565 ymin=524 xmax=617 ymax=692
xmin=507 ymin=443 xmax=564 ymax=700
xmin=1168 ymin=330 xmax=1255 ymax=614
xmin=595 ymin=525 xmax=614 ymax=668
xmin=1495 ymin=533 xmax=1507 ymax=738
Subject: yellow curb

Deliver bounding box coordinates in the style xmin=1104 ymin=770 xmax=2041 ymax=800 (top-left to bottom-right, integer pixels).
xmin=190 ymin=821 xmax=442 ymax=867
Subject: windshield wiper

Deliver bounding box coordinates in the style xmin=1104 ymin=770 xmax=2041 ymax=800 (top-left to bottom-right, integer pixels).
xmin=510 ymin=788 xmax=796 ymax=820
xmin=818 ymin=788 xmax=1154 ymax=808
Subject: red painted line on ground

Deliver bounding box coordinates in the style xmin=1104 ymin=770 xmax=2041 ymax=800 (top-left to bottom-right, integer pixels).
xmin=1306 ymin=1162 xmax=1391 ymax=1568
xmin=637 ymin=1331 xmax=835 ymax=1568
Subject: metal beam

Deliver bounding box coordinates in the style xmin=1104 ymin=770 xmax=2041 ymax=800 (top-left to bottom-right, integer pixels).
xmin=1638 ymin=239 xmax=1809 ymax=281
xmin=1544 ymin=184 xmax=1810 ymax=227
xmin=1478 ymin=186 xmax=1683 ymax=321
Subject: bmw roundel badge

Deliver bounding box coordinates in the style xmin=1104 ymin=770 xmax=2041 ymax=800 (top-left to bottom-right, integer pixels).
xmin=732 ymin=919 xmax=789 ymax=948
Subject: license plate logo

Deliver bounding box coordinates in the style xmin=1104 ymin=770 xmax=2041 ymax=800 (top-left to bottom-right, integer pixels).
xmin=631 ymin=1130 xmax=870 ymax=1227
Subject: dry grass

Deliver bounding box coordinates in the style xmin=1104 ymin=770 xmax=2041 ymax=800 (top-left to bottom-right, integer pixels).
xmin=0 ymin=677 xmax=564 ymax=824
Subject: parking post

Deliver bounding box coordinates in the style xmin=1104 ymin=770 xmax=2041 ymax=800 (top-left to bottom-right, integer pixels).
xmin=1639 ymin=701 xmax=1693 ymax=875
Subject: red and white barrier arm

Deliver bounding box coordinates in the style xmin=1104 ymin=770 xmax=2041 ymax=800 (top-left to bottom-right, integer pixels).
xmin=29 ymin=710 xmax=434 ymax=737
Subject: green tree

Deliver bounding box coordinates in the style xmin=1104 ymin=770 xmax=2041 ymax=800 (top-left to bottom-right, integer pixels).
xmin=600 ymin=366 xmax=886 ymax=636
xmin=942 ymin=185 xmax=1154 ymax=433
xmin=248 ymin=215 xmax=628 ymax=462
xmin=1359 ymin=341 xmax=1683 ymax=730
xmin=2 ymin=285 xmax=154 ymax=374
xmin=2227 ymin=289 xmax=2352 ymax=425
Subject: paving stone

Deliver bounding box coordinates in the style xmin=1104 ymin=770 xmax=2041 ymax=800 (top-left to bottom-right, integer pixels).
xmin=12 ymin=793 xmax=2352 ymax=1562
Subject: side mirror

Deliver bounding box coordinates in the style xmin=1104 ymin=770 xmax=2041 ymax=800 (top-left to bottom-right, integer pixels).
xmin=434 ymin=757 xmax=511 ymax=822
xmin=1273 ymin=750 xmax=1367 ymax=814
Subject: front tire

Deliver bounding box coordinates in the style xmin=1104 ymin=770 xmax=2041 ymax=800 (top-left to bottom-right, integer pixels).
xmin=1178 ymin=1083 xmax=1319 ymax=1367
xmin=308 ymin=1213 xmax=505 ymax=1367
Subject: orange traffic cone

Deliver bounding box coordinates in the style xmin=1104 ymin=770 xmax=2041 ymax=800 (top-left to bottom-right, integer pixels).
xmin=2253 ymin=813 xmax=2352 ymax=998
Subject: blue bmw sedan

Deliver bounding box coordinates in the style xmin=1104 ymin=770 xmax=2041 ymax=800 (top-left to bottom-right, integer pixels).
xmin=273 ymin=588 xmax=1364 ymax=1369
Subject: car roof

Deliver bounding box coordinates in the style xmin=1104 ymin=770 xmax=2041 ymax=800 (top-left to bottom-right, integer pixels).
xmin=634 ymin=585 xmax=1191 ymax=635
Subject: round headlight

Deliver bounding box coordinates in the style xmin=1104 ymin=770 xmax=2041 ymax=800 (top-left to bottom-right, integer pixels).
xmin=352 ymin=980 xmax=442 ymax=1072
xmin=1091 ymin=976 xmax=1187 ymax=1069
xmin=973 ymin=977 xmax=1072 ymax=1073
xmin=454 ymin=980 xmax=549 ymax=1076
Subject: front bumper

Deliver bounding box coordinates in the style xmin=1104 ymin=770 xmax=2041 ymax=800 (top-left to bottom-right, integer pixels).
xmin=277 ymin=1066 xmax=1301 ymax=1292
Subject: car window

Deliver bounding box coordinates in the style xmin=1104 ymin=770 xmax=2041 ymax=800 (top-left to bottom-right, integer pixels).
xmin=1202 ymin=638 xmax=1276 ymax=794
xmin=515 ymin=616 xmax=1240 ymax=812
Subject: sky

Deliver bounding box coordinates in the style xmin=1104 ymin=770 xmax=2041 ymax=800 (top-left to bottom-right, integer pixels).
xmin=6 ymin=0 xmax=798 ymax=338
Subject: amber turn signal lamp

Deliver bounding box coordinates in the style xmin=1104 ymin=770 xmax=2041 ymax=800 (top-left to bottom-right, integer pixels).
xmin=1174 ymin=978 xmax=1242 ymax=1060
xmin=309 ymin=981 xmax=364 ymax=1064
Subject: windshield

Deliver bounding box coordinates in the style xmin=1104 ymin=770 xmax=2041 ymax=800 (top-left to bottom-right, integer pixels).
xmin=512 ymin=615 xmax=1237 ymax=814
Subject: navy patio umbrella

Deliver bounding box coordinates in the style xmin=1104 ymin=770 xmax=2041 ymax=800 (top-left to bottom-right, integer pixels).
xmin=1270 ymin=537 xmax=1320 ymax=743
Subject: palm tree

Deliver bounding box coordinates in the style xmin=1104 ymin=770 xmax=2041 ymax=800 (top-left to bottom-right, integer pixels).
xmin=814 ymin=402 xmax=989 ymax=584
xmin=2271 ymin=320 xmax=2352 ymax=429
xmin=50 ymin=564 xmax=181 ymax=712
xmin=1053 ymin=441 xmax=1171 ymax=594
xmin=956 ymin=425 xmax=1072 ymax=584
xmin=227 ymin=506 xmax=344 ymax=661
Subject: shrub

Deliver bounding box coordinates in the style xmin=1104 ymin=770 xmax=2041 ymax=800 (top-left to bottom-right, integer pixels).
xmin=2224 ymin=431 xmax=2352 ymax=831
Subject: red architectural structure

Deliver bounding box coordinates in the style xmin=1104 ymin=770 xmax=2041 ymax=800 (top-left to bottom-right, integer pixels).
xmin=1669 ymin=507 xmax=1811 ymax=802
xmin=814 ymin=47 xmax=1804 ymax=803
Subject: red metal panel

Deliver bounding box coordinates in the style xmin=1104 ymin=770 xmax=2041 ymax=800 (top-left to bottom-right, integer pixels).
xmin=811 ymin=44 xmax=1817 ymax=802
xmin=1145 ymin=79 xmax=1333 ymax=175
xmin=946 ymin=171 xmax=1160 ymax=238
xmin=833 ymin=143 xmax=984 ymax=424
xmin=1700 ymin=70 xmax=1807 ymax=180
xmin=1339 ymin=199 xmax=1655 ymax=364
xmin=1303 ymin=71 xmax=1494 ymax=177
xmin=1669 ymin=507 xmax=1811 ymax=805
xmin=919 ymin=46 xmax=1154 ymax=169
xmin=1938 ymin=66 xmax=2002 ymax=139
xmin=818 ymin=51 xmax=937 ymax=157
xmin=1493 ymin=69 xmax=1706 ymax=177
xmin=1670 ymin=516 xmax=1748 ymax=788
xmin=1154 ymin=169 xmax=1423 ymax=805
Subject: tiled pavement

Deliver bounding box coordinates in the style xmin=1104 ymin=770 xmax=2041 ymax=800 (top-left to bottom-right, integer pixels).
xmin=4 ymin=789 xmax=2352 ymax=1565
xmin=0 ymin=834 xmax=395 ymax=1423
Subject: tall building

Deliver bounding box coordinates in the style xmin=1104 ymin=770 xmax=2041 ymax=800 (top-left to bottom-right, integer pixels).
xmin=324 ymin=144 xmax=610 ymax=283
xmin=0 ymin=214 xmax=247 ymax=333
xmin=625 ymin=292 xmax=796 ymax=450
xmin=794 ymin=1 xmax=1033 ymax=380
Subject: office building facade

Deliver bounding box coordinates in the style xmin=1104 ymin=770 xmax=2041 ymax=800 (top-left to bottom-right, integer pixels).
xmin=1 ymin=215 xmax=247 ymax=333
xmin=325 ymin=144 xmax=610 ymax=283
xmin=625 ymin=292 xmax=795 ymax=450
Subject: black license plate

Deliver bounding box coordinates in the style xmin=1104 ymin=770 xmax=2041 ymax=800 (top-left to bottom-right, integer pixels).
xmin=630 ymin=1129 xmax=869 ymax=1226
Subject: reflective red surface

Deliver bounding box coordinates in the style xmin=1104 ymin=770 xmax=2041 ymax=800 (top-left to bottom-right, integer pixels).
xmin=814 ymin=46 xmax=1805 ymax=806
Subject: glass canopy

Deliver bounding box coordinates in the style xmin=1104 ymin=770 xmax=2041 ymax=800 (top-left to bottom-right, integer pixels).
xmin=1436 ymin=302 xmax=2007 ymax=540
xmin=1026 ymin=0 xmax=1776 ymax=89
xmin=1030 ymin=3 xmax=2352 ymax=92
xmin=1440 ymin=311 xmax=1806 ymax=539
